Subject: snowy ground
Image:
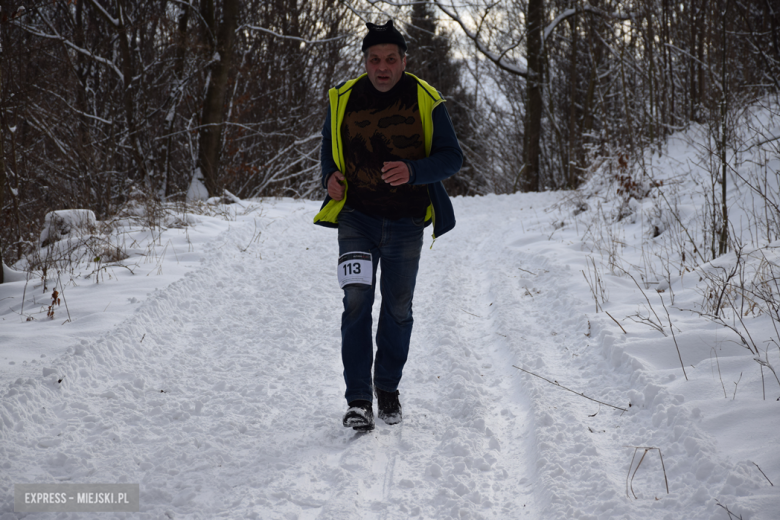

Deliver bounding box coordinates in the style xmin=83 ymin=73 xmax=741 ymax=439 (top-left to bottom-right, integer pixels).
xmin=2 ymin=120 xmax=780 ymax=519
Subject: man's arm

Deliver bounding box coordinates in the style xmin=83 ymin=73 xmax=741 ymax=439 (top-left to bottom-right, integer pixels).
xmin=320 ymin=108 xmax=339 ymax=190
xmin=406 ymin=103 xmax=463 ymax=185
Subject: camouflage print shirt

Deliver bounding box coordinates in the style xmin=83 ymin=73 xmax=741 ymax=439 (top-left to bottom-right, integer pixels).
xmin=340 ymin=74 xmax=431 ymax=220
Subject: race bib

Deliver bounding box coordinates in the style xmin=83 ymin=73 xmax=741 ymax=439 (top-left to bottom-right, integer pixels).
xmin=338 ymin=252 xmax=372 ymax=288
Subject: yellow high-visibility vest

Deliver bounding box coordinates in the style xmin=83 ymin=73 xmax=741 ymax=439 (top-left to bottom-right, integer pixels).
xmin=313 ymin=72 xmax=444 ymax=226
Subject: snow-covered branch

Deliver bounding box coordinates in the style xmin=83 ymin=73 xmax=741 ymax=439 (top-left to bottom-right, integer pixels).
xmin=543 ymin=5 xmax=633 ymax=45
xmin=33 ymin=87 xmax=113 ymax=125
xmin=241 ymin=25 xmax=348 ymax=45
xmin=288 ymin=134 xmax=320 ymax=148
xmin=86 ymin=0 xmax=119 ymax=28
xmin=17 ymin=20 xmax=124 ymax=82
xmin=432 ymin=0 xmax=528 ymax=77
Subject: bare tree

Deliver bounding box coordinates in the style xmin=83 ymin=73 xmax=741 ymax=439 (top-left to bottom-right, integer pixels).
xmin=191 ymin=0 xmax=240 ymax=199
xmin=0 ymin=57 xmax=5 ymax=284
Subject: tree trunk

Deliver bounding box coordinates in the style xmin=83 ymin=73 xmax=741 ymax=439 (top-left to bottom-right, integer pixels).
xmin=567 ymin=7 xmax=579 ymax=188
xmin=690 ymin=0 xmax=698 ymax=120
xmin=196 ymin=0 xmax=240 ymax=198
xmin=647 ymin=8 xmax=657 ymax=145
xmin=162 ymin=1 xmax=191 ymax=198
xmin=697 ymin=0 xmax=707 ymax=119
xmin=87 ymin=0 xmax=149 ymax=187
xmin=662 ymin=0 xmax=671 ymax=135
xmin=718 ymin=0 xmax=730 ymax=257
xmin=0 ymin=64 xmax=5 ymax=284
xmin=765 ymin=0 xmax=780 ymax=67
xmin=8 ymin=122 xmax=22 ymax=260
xmin=582 ymin=20 xmax=603 ymax=142
xmin=523 ymin=0 xmax=544 ymax=192
xmin=114 ymin=4 xmax=149 ymax=187
xmin=0 ymin=66 xmax=23 ymax=273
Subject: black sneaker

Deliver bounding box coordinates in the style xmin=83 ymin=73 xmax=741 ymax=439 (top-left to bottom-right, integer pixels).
xmin=376 ymin=388 xmax=402 ymax=425
xmin=342 ymin=400 xmax=374 ymax=431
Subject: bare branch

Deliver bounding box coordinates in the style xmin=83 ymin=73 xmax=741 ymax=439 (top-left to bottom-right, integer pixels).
xmin=512 ymin=365 xmax=628 ymax=412
xmin=17 ymin=18 xmax=124 ymax=81
xmin=241 ymin=25 xmax=348 ymax=45
xmin=86 ymin=0 xmax=119 ymax=27
xmin=543 ymin=5 xmax=633 ymax=46
xmin=432 ymin=0 xmax=528 ymax=77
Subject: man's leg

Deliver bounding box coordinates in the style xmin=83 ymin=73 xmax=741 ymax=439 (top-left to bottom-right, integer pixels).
xmin=338 ymin=209 xmax=381 ymax=404
xmin=374 ymin=217 xmax=424 ymax=393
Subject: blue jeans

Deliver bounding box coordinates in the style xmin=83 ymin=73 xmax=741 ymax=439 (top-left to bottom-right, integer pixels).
xmin=338 ymin=206 xmax=425 ymax=404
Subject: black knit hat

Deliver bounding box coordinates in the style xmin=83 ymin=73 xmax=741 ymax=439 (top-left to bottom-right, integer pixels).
xmin=362 ymin=20 xmax=407 ymax=53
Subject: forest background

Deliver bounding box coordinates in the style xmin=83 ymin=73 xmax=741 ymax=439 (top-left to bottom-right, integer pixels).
xmin=0 ymin=0 xmax=778 ymax=278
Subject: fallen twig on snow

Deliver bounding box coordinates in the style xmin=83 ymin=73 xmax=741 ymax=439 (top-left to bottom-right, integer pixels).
xmin=715 ymin=499 xmax=744 ymax=519
xmin=751 ymin=461 xmax=774 ymax=486
xmin=512 ymin=365 xmax=628 ymax=412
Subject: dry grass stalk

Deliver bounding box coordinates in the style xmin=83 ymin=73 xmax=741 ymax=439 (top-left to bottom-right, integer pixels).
xmin=582 ymin=270 xmax=602 ymax=312
xmin=46 ymin=289 xmax=60 ymax=319
xmin=619 ymin=266 xmax=666 ymax=328
xmin=625 ymin=446 xmax=669 ymax=499
xmin=626 ymin=311 xmax=667 ymax=335
xmin=605 ymin=311 xmax=627 ymax=334
xmin=732 ymin=372 xmax=743 ymax=400
xmin=711 ymin=347 xmax=728 ymax=398
xmin=582 ymin=256 xmax=608 ymax=313
xmin=659 ymin=293 xmax=688 ymax=380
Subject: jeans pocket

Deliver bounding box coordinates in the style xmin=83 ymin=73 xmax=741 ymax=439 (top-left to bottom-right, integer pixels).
xmin=412 ymin=215 xmax=426 ymax=227
xmin=341 ymin=205 xmax=355 ymax=214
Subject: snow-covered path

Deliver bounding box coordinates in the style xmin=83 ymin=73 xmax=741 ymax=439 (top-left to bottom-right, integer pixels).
xmin=3 ymin=200 xmax=537 ymax=520
xmin=2 ymin=195 xmax=778 ymax=519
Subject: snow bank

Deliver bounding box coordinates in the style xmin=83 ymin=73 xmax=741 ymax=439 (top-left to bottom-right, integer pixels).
xmin=2 ymin=262 xmax=27 ymax=283
xmin=39 ymin=209 xmax=97 ymax=247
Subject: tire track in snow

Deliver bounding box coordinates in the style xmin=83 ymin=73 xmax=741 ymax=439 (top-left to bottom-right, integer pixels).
xmin=409 ymin=207 xmax=540 ymax=519
xmin=443 ymin=193 xmax=771 ymax=520
xmin=437 ymin=193 xmax=663 ymax=519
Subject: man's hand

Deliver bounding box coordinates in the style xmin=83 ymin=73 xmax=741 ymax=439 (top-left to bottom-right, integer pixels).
xmin=381 ymin=161 xmax=410 ymax=186
xmin=327 ymin=171 xmax=346 ymax=200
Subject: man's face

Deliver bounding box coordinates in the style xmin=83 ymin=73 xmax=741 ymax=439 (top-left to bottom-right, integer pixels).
xmin=365 ymin=44 xmax=406 ymax=92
